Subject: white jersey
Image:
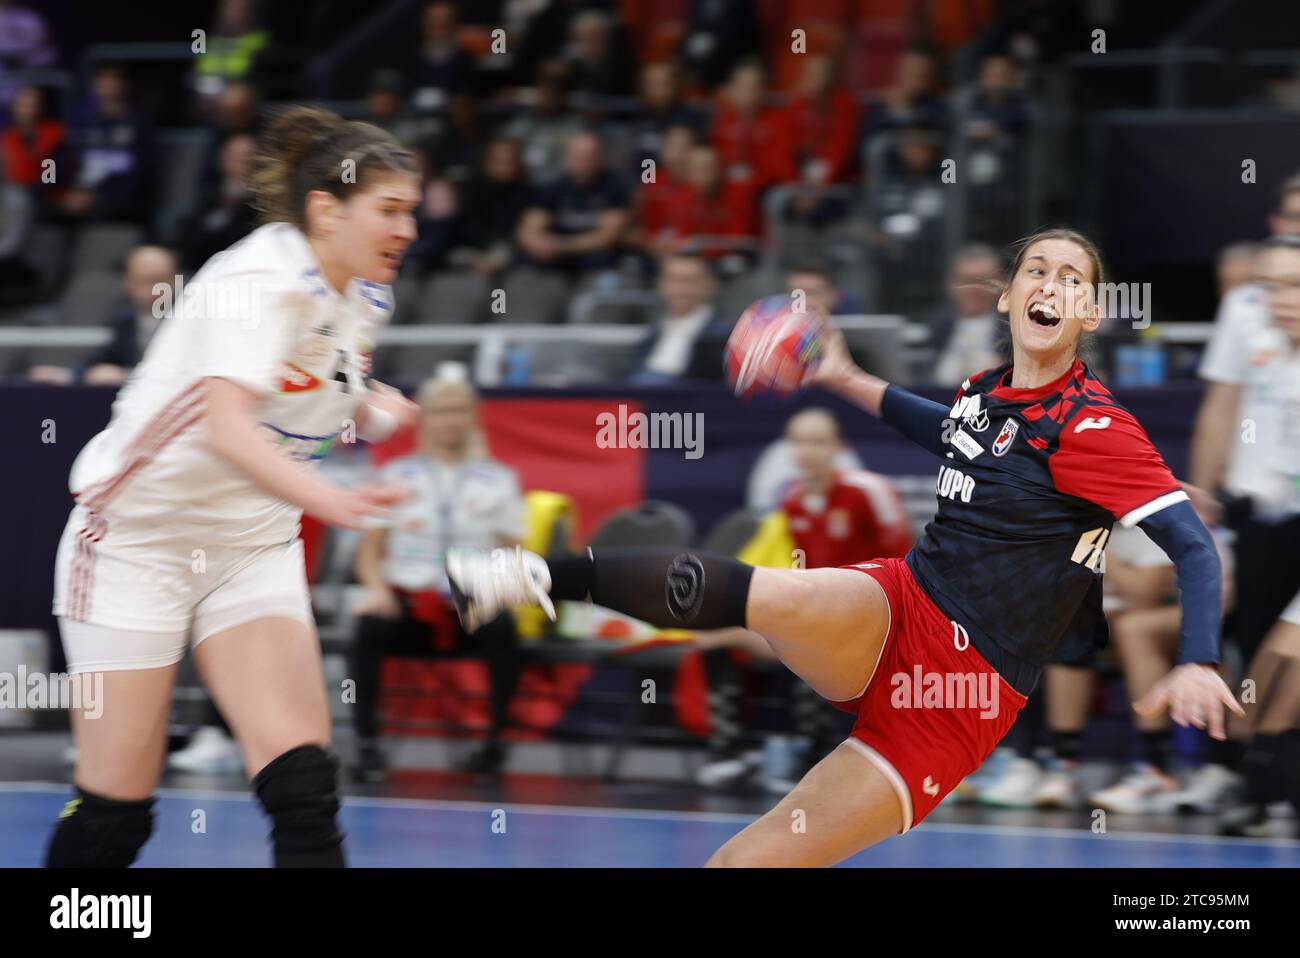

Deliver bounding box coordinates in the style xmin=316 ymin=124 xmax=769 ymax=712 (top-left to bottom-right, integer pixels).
xmin=378 ymin=453 xmax=527 ymax=593
xmin=1199 ymin=283 xmax=1300 ymax=515
xmin=66 ymin=222 xmax=393 ymax=548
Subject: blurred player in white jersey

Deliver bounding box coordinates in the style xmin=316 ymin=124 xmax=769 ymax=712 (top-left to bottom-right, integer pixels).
xmin=46 ymin=106 xmax=422 ymax=867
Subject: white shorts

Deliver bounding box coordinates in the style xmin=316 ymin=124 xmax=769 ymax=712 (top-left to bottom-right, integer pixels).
xmin=53 ymin=512 xmax=313 ymax=673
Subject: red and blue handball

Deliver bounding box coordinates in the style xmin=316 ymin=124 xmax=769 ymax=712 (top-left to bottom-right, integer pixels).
xmin=724 ymin=294 xmax=828 ymax=400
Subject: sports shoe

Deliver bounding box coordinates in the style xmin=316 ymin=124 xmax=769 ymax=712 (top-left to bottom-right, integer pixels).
xmin=446 ymin=546 xmax=556 ymax=632
xmin=1217 ymin=800 xmax=1298 ymax=838
xmin=167 ymin=726 xmax=243 ymax=774
xmin=1088 ymin=764 xmax=1179 ymax=814
xmin=697 ymin=750 xmax=762 ymax=790
xmin=976 ymin=757 xmax=1043 ymax=808
xmin=1034 ymin=760 xmax=1081 ymax=809
xmin=1150 ymin=763 xmax=1242 ymax=815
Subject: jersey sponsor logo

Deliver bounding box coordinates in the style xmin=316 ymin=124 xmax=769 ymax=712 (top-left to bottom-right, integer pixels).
xmin=950 ymin=428 xmax=984 ymax=461
xmin=1073 ymin=415 xmax=1112 ymax=434
xmin=923 ymin=776 xmax=940 ymax=796
xmin=936 ymin=465 xmax=975 ymax=503
xmin=992 ymin=418 xmax=1019 ymax=456
xmin=277 ymin=362 xmax=322 ymax=392
xmin=1070 ymin=527 xmax=1111 ymax=572
xmin=260 ymin=422 xmax=340 ymax=461
xmin=950 ymin=394 xmax=989 ymax=432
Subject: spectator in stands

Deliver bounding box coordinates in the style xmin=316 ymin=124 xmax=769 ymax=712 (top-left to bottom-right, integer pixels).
xmin=963 ymin=52 xmax=1029 ymax=141
xmin=558 ymin=9 xmax=637 ymax=100
xmin=28 ymin=245 xmax=177 ymax=385
xmin=667 ymin=143 xmax=758 ymax=262
xmin=350 ymin=376 xmax=527 ymax=781
xmin=927 ymin=244 xmax=1008 ymax=387
xmin=459 ymin=136 xmax=533 ymax=278
xmin=508 ymin=0 xmax=586 ymax=88
xmin=193 ymin=80 xmax=262 ymax=206
xmin=710 ymin=59 xmax=792 ymax=192
xmin=515 ymin=129 xmax=630 ymax=280
xmin=193 ymin=0 xmax=270 ymax=105
xmin=679 ymin=0 xmax=762 ymax=91
xmin=631 ymin=123 xmax=696 ymax=259
xmin=870 ymin=127 xmax=949 ymax=315
xmin=55 ymin=65 xmax=156 ymax=224
xmin=627 ymin=62 xmax=699 ymax=166
xmin=425 ymin=90 xmax=487 ymax=187
xmin=403 ymin=145 xmax=460 ymax=276
xmin=862 ymin=46 xmax=948 ymax=150
xmin=1217 ymin=241 xmax=1260 ymax=298
xmin=0 ymin=0 xmax=56 ymax=109
xmin=365 ymin=69 xmax=436 ymax=147
xmin=780 ymin=54 xmax=860 ymax=188
xmin=784 ymin=263 xmax=862 ymax=316
xmin=180 ymin=132 xmax=257 ymax=272
xmin=1 ymin=85 xmax=65 ymax=195
xmin=503 ymin=73 xmax=585 ymax=187
xmin=695 ymin=408 xmax=913 ymax=791
xmin=0 ymin=146 xmax=37 ymax=299
xmin=628 ymin=252 xmax=728 ymax=384
xmin=409 ymin=0 xmax=477 ymax=113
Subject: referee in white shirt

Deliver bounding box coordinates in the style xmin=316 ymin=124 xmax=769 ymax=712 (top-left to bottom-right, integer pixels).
xmin=350 ymin=377 xmax=528 ymax=780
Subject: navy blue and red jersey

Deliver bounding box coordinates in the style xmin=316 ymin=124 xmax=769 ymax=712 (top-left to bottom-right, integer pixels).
xmin=905 ymin=358 xmax=1187 ymax=670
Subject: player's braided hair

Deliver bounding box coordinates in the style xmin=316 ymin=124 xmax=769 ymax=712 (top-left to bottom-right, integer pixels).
xmin=249 ymin=105 xmax=418 ymax=231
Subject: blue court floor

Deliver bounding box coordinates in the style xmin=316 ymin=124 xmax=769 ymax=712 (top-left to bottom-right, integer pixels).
xmin=3 ymin=783 xmax=1298 ymax=867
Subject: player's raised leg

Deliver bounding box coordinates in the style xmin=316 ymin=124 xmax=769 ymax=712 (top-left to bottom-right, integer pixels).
xmin=449 ymin=547 xmax=890 ymax=704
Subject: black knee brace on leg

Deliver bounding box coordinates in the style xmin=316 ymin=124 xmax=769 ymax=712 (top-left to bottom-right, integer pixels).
xmin=45 ymin=787 xmax=155 ymax=867
xmin=252 ymin=745 xmax=346 ymax=867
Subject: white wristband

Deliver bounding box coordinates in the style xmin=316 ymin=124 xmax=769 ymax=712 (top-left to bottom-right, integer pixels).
xmin=358 ymin=405 xmax=397 ymax=443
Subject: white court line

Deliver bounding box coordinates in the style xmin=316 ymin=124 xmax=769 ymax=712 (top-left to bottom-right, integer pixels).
xmin=2 ymin=780 xmax=1297 ymax=851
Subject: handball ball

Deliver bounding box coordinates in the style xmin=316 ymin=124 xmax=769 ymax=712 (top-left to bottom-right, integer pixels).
xmin=724 ymin=295 xmax=827 ymax=399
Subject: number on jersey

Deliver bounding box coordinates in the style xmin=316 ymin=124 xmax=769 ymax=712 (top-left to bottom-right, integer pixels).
xmin=1071 ymin=527 xmax=1110 ymax=572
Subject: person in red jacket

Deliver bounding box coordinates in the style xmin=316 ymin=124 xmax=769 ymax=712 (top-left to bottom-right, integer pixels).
xmin=632 ymin=122 xmax=696 ymax=258
xmin=778 ymin=54 xmax=860 ymax=227
xmin=778 ymin=54 xmax=860 ymax=188
xmin=669 ymin=144 xmax=759 ymax=260
xmin=709 ymin=59 xmax=794 ymax=192
xmin=1 ymin=85 xmax=66 ymax=188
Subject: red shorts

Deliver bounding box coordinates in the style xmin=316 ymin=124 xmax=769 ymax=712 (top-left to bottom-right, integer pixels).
xmin=831 ymin=557 xmax=1028 ymax=833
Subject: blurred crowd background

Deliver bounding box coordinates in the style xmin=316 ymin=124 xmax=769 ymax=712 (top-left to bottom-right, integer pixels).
xmin=4 ymin=0 xmax=1300 ymax=387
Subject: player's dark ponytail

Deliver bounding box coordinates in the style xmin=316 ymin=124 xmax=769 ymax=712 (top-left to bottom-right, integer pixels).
xmin=249 ymin=105 xmax=418 ymax=231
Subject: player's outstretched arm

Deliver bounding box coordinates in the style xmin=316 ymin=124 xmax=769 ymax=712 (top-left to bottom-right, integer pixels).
xmin=203 ymin=377 xmax=405 ymax=530
xmin=807 ymin=324 xmax=950 ymax=456
xmin=1133 ymin=499 xmax=1244 ymax=739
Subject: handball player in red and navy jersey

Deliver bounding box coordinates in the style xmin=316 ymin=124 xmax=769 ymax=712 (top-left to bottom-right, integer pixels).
xmin=448 ymin=228 xmax=1241 ymax=866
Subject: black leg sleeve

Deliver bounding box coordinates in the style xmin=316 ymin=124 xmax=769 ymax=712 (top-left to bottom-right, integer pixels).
xmin=548 ymin=549 xmax=754 ymax=630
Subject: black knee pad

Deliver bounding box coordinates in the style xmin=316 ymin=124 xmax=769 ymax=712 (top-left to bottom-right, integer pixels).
xmin=45 ymin=787 xmax=155 ymax=868
xmin=252 ymin=744 xmax=346 ymax=867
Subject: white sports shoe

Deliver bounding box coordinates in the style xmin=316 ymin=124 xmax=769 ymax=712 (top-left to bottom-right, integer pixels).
xmin=1089 ymin=764 xmax=1179 ymax=815
xmin=446 ymin=546 xmax=556 ymax=632
xmin=167 ymin=726 xmax=243 ymax=774
xmin=976 ymin=757 xmax=1043 ymax=808
xmin=1034 ymin=761 xmax=1081 ymax=809
xmin=1150 ymin=763 xmax=1242 ymax=815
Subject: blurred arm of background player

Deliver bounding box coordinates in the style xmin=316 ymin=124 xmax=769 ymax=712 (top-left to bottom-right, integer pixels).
xmin=204 ymin=377 xmax=413 ymax=530
xmin=1190 ymin=381 xmax=1241 ymax=494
